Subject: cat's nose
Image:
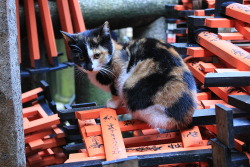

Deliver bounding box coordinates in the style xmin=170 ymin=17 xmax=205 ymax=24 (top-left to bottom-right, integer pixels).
xmin=87 ymin=64 xmax=93 ymax=71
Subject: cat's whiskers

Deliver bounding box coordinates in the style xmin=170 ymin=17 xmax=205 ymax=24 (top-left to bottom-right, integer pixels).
xmin=74 ymin=68 xmax=86 ymax=85
xmin=99 ymin=69 xmax=113 ymax=79
xmin=100 ymin=67 xmax=116 ymax=79
xmin=75 ymin=64 xmax=88 ymax=73
xmin=99 ymin=70 xmax=109 ymax=78
xmin=102 ymin=65 xmax=115 ymax=75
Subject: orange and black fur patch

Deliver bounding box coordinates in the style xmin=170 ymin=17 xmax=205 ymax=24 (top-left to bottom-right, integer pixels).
xmin=116 ymin=39 xmax=196 ymax=129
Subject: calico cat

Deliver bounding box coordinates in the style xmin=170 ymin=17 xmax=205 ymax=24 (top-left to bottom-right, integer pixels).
xmin=61 ymin=21 xmax=197 ymax=130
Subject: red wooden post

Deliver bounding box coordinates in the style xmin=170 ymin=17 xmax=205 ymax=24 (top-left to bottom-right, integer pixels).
xmin=181 ymin=126 xmax=204 ymax=147
xmin=21 ymin=87 xmax=43 ymax=103
xmin=56 ymin=0 xmax=74 ymax=61
xmin=100 ymin=109 xmax=127 ymax=161
xmin=205 ymin=18 xmax=235 ymax=28
xmin=187 ymin=47 xmax=214 ymax=57
xmin=76 ymin=107 xmax=127 ymax=121
xmin=218 ymin=32 xmax=244 ymax=40
xmin=78 ymin=119 xmax=105 ymax=157
xmin=235 ymin=20 xmax=250 ymax=40
xmin=24 ymin=0 xmax=40 ymax=68
xmin=224 ymin=2 xmax=250 ymax=24
xmin=196 ymin=31 xmax=250 ymax=71
xmin=187 ymin=61 xmax=248 ymax=102
xmin=84 ymin=119 xmax=150 ymax=136
xmin=38 ymin=0 xmax=58 ymax=66
xmin=68 ymin=0 xmax=86 ymax=32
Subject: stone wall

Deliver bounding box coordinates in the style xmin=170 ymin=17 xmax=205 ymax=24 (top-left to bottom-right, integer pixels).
xmin=0 ymin=1 xmax=26 ymax=166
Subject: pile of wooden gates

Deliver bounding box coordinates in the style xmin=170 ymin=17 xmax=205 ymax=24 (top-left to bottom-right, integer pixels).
xmin=17 ymin=0 xmax=250 ymax=166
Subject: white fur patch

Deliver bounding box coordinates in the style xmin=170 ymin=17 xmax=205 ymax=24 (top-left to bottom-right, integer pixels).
xmin=86 ymin=43 xmax=93 ymax=58
xmin=88 ymin=45 xmax=112 ymax=72
xmin=131 ymin=104 xmax=176 ymax=129
xmin=106 ymin=96 xmax=122 ymax=109
xmin=92 ymin=60 xmax=99 ymax=71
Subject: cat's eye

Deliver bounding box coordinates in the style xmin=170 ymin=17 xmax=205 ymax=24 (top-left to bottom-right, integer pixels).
xmin=74 ymin=52 xmax=80 ymax=56
xmin=79 ymin=56 xmax=85 ymax=61
xmin=94 ymin=53 xmax=101 ymax=59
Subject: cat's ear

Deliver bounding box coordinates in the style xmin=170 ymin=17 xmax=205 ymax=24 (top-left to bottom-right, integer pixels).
xmin=61 ymin=31 xmax=76 ymax=44
xmin=100 ymin=21 xmax=110 ymax=37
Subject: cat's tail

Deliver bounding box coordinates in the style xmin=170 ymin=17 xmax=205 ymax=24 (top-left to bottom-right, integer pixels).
xmin=131 ymin=104 xmax=195 ymax=130
xmin=172 ymin=105 xmax=196 ymax=130
xmin=176 ymin=119 xmax=194 ymax=130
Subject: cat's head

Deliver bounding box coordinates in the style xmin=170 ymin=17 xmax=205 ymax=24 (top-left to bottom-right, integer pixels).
xmin=61 ymin=21 xmax=114 ymax=73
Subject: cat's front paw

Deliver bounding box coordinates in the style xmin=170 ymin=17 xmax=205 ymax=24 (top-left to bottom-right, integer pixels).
xmin=106 ymin=98 xmax=121 ymax=109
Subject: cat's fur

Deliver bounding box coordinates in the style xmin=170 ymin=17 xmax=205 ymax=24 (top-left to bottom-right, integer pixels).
xmin=61 ymin=21 xmax=197 ymax=130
